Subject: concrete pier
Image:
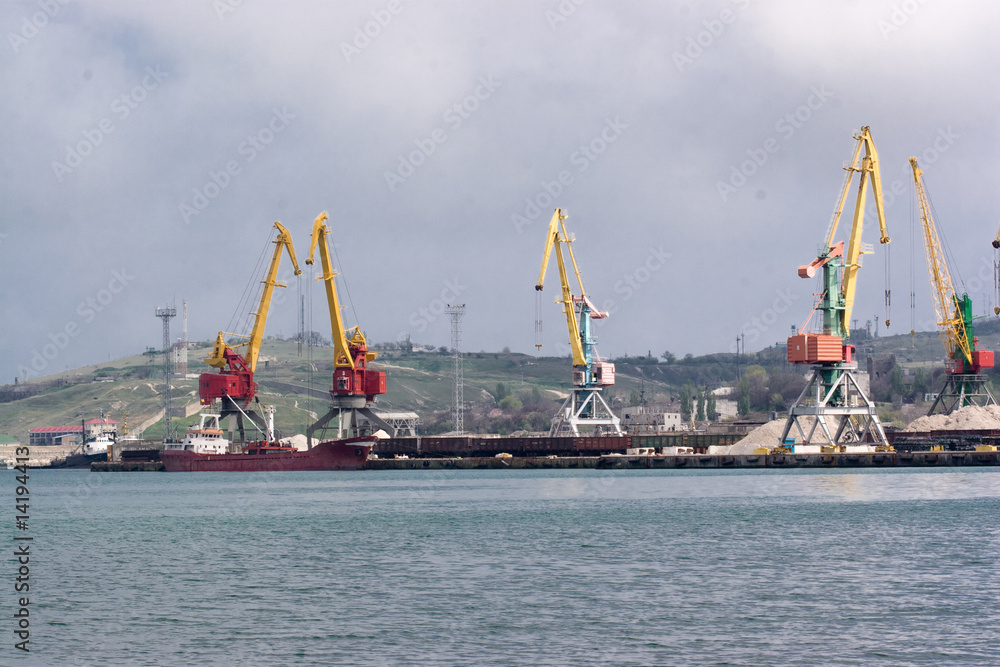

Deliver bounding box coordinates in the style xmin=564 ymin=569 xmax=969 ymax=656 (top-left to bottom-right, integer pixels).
xmin=90 ymin=450 xmax=1000 ymax=472
xmin=92 ymin=461 xmax=165 ymax=472
xmin=365 ymin=450 xmax=1000 ymax=470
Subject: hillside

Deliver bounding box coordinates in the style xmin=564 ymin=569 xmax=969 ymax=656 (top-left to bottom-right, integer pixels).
xmin=4 ymin=320 xmax=1000 ymax=443
xmin=0 ymin=339 xmax=675 ymax=442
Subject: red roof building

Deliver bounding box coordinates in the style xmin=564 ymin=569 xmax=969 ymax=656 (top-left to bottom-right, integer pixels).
xmin=29 ymin=419 xmax=118 ymax=446
xmin=29 ymin=426 xmax=83 ymax=447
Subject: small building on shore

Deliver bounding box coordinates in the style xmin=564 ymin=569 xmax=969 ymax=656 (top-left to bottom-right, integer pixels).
xmin=28 ymin=418 xmax=117 ymax=447
xmin=621 ymin=407 xmax=682 ymax=434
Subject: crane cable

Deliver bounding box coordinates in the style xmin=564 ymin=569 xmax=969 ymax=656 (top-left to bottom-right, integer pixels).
xmin=307 ymin=261 xmax=314 ymax=442
xmin=909 ymin=186 xmax=916 ymax=346
xmin=994 ymin=240 xmax=1000 ymax=316
xmin=884 ymin=243 xmax=891 ymax=328
xmin=925 ymin=174 xmax=966 ymax=294
xmin=534 ymin=291 xmax=543 ymax=350
xmin=225 ymin=226 xmax=276 ymax=341
xmin=329 ymin=234 xmax=361 ymax=332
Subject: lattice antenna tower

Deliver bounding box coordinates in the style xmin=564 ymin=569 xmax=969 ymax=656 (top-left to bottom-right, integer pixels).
xmin=155 ymin=305 xmax=177 ymax=440
xmin=298 ymin=293 xmax=306 ymax=357
xmin=447 ymin=304 xmax=465 ymax=434
xmin=178 ymin=300 xmax=188 ymax=375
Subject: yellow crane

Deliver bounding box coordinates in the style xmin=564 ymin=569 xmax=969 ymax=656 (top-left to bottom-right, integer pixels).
xmin=794 ymin=126 xmax=891 ymax=342
xmin=304 ymin=212 xmax=392 ymax=442
xmin=535 ymin=208 xmax=619 ymax=436
xmin=783 ymin=126 xmax=891 ymax=449
xmin=305 ymin=212 xmax=384 ymax=399
xmin=911 ymin=157 xmax=995 ymax=414
xmin=198 ymin=222 xmax=301 ymax=439
xmin=203 ymin=222 xmax=301 ymax=375
xmin=535 ymin=208 xmax=611 ymax=378
xmin=830 ymin=125 xmax=891 ymax=334
xmin=307 ymin=212 xmax=358 ymax=371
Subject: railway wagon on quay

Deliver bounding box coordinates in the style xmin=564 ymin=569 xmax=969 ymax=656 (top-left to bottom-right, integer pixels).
xmin=887 ymin=429 xmax=1000 ymax=452
xmin=372 ymin=433 xmax=742 ymax=458
xmin=630 ymin=433 xmax=740 ymax=451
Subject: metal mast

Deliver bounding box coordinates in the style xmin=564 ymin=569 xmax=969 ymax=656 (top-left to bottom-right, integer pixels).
xmin=447 ymin=304 xmax=465 ymax=434
xmin=298 ymin=293 xmax=306 ymax=357
xmin=178 ymin=300 xmax=188 ymax=375
xmin=155 ymin=305 xmax=177 ymax=440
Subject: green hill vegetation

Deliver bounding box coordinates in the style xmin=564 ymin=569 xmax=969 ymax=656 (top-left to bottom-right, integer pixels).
xmin=4 ymin=318 xmax=1000 ymax=442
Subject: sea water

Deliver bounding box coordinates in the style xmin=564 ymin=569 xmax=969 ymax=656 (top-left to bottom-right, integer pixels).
xmin=5 ymin=467 xmax=999 ymax=666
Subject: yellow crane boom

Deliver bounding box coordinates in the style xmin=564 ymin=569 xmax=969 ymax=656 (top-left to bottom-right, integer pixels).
xmin=536 ymin=209 xmax=586 ymax=367
xmin=204 ymin=221 xmax=301 ymax=373
xmin=825 ymin=126 xmax=890 ymax=336
xmin=305 ymin=211 xmax=376 ymax=371
xmin=910 ymin=157 xmax=972 ymax=365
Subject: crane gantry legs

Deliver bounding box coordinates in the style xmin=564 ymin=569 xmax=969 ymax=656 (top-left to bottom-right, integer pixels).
xmin=781 ymin=364 xmax=888 ymax=448
xmin=927 ymin=374 xmax=997 ymax=416
xmin=550 ymin=387 xmax=622 ymax=437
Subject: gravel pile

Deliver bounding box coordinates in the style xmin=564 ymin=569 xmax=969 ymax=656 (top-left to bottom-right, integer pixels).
xmin=724 ymin=417 xmax=838 ymax=454
xmin=729 ymin=420 xmax=787 ymax=453
xmin=278 ymin=434 xmax=313 ymax=450
xmin=902 ymin=405 xmax=1000 ymax=432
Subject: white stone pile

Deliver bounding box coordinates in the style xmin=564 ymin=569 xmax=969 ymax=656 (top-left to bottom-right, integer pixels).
xmin=902 ymin=405 xmax=1000 ymax=432
xmin=722 ymin=417 xmax=839 ymax=454
xmin=278 ymin=434 xmax=313 ymax=451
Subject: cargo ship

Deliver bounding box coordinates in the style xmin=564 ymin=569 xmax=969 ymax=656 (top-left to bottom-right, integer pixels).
xmin=159 ymin=413 xmax=373 ymax=472
xmin=160 ymin=435 xmax=375 ymax=472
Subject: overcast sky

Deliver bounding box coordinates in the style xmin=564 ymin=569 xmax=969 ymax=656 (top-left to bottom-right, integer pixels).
xmin=2 ymin=0 xmax=998 ymax=383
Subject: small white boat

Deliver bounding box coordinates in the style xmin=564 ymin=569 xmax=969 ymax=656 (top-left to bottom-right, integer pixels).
xmin=164 ymin=414 xmax=230 ymax=455
xmin=82 ymin=432 xmax=115 ymax=456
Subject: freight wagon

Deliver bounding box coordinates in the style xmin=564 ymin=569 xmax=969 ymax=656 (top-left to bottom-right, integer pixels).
xmin=373 ymin=435 xmax=634 ymax=458
xmin=888 ymin=429 xmax=1000 ymax=452
xmin=630 ymin=433 xmax=741 ymax=452
xmin=370 ymin=433 xmax=746 ymax=458
xmin=371 ymin=434 xmax=745 ymax=458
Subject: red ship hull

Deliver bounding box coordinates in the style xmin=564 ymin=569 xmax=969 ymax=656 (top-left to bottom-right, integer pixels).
xmin=160 ymin=437 xmax=374 ymax=472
